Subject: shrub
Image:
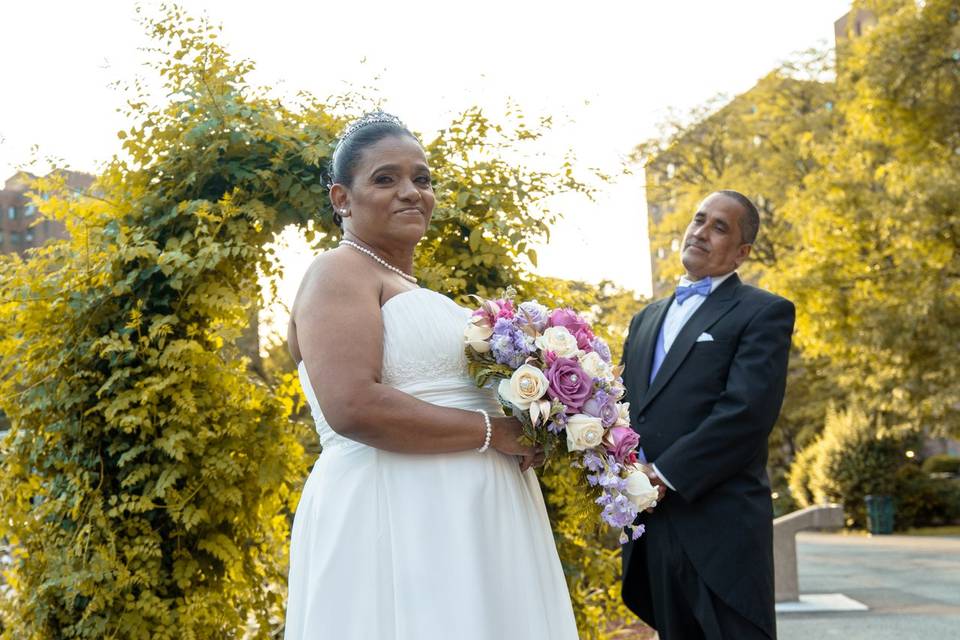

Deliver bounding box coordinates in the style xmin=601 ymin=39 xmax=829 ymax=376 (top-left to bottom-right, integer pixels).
xmin=788 ymin=403 xmax=911 ymax=527
xmin=921 ymin=455 xmax=960 ymax=475
xmin=894 ymin=465 xmax=960 ymax=529
xmin=787 ymin=442 xmax=821 ymax=508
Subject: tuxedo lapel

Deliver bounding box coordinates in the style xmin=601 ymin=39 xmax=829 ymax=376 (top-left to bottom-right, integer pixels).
xmin=636 ymin=275 xmax=743 ymax=414
xmin=630 ymin=298 xmax=672 ymax=398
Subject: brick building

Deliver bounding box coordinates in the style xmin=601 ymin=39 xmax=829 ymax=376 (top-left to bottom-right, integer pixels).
xmin=0 ymin=170 xmax=94 ymax=255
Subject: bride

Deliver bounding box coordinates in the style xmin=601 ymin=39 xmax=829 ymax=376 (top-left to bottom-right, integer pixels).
xmin=283 ymin=112 xmax=579 ymax=639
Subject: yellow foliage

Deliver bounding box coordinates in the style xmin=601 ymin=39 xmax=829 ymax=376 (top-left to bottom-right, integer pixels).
xmin=0 ymin=6 xmax=642 ymax=639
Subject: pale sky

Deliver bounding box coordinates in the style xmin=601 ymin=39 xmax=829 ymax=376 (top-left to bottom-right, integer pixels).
xmin=1 ymin=0 xmax=852 ymax=317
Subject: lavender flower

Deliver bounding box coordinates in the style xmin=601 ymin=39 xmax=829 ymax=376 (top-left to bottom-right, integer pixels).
xmin=547 ymin=411 xmax=567 ymax=434
xmin=597 ymin=491 xmax=639 ymax=530
xmin=581 ymin=449 xmax=605 ymax=473
xmin=490 ymin=317 xmax=535 ymax=369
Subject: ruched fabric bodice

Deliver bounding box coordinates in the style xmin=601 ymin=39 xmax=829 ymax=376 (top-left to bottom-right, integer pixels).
xmin=285 ymin=288 xmax=578 ymax=640
xmin=298 ymin=288 xmax=502 ymax=453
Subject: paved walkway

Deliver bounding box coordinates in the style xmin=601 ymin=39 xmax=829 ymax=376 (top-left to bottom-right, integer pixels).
xmin=777 ymin=531 xmax=960 ymax=639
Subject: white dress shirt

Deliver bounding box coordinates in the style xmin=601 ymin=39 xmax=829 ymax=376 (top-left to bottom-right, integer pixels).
xmin=652 ymin=271 xmax=736 ymax=492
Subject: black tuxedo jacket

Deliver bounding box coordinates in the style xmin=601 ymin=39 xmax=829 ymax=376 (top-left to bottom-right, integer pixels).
xmin=620 ymin=274 xmax=795 ymax=637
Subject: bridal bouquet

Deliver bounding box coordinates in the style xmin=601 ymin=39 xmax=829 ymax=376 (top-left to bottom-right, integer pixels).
xmin=464 ymin=290 xmax=658 ymax=542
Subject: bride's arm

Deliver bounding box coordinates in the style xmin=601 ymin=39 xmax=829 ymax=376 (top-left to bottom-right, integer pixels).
xmin=294 ymin=251 xmax=532 ymax=458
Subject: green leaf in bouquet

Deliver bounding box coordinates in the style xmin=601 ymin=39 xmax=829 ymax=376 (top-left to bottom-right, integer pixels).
xmin=542 ymin=435 xmax=564 ymax=460
xmin=547 ymin=399 xmax=567 ymax=422
xmin=467 ymin=359 xmax=515 ymax=388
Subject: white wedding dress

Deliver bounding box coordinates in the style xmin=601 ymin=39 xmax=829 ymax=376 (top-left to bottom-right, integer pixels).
xmin=285 ymin=288 xmax=579 ymax=640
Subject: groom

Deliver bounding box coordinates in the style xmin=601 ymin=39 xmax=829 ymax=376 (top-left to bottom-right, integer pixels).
xmin=620 ymin=190 xmax=795 ymax=639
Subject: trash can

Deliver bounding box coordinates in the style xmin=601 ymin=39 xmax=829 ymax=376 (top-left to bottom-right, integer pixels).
xmin=865 ymin=494 xmax=894 ymax=534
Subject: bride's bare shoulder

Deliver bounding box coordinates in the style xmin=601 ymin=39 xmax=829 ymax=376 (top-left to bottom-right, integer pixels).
xmin=288 ymin=249 xmax=382 ymax=361
xmin=293 ymin=248 xmax=380 ymax=314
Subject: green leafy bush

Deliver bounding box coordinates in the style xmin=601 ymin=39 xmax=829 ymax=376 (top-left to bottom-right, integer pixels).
xmin=921 ymin=455 xmax=960 ymax=475
xmin=787 ymin=404 xmax=910 ymax=527
xmin=787 ymin=441 xmax=820 ymax=509
xmin=893 ymin=465 xmax=960 ymax=529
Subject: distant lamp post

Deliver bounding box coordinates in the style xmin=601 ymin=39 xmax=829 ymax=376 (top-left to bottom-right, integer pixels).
xmin=905 ymin=450 xmax=916 ymax=459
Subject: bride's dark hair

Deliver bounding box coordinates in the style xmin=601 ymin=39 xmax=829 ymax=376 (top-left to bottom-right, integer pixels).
xmin=327 ymin=112 xmax=420 ymax=228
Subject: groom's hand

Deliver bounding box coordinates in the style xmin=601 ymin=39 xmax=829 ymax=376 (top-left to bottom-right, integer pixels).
xmin=644 ymin=468 xmax=668 ymax=512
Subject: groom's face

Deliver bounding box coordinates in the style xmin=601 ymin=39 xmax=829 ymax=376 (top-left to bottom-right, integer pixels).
xmin=680 ymin=193 xmax=752 ymax=279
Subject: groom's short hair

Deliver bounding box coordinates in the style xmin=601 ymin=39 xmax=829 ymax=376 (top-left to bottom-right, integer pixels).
xmin=716 ymin=190 xmax=760 ymax=245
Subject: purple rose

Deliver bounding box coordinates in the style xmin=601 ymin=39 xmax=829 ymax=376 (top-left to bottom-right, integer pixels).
xmin=517 ymin=300 xmax=549 ymax=332
xmin=603 ymin=426 xmax=640 ymax=464
xmin=590 ymin=337 xmax=612 ymax=363
xmin=583 ymin=389 xmax=619 ymax=427
xmin=545 ymin=356 xmax=593 ymax=413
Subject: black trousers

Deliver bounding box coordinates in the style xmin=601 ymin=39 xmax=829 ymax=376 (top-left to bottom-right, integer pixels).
xmin=640 ymin=516 xmax=773 ymax=640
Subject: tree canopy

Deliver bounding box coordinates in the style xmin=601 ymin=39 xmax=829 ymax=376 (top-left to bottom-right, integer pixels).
xmin=637 ymin=0 xmax=959 ymax=515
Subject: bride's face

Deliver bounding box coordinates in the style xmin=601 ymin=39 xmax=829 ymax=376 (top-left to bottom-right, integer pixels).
xmin=339 ymin=135 xmax=435 ymax=246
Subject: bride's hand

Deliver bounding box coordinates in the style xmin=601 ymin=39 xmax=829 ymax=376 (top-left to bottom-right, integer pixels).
xmin=489 ymin=416 xmax=537 ymax=461
xmin=519 ymin=447 xmax=546 ymax=473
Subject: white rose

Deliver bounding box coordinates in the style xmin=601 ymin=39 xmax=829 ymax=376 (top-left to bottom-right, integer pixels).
xmin=625 ymin=465 xmax=660 ymax=511
xmin=464 ymin=322 xmax=493 ymax=353
xmin=497 ymin=364 xmax=549 ymax=410
xmin=608 ymin=379 xmax=626 ymax=401
xmin=535 ymin=326 xmax=580 ymax=358
xmin=579 ymin=351 xmax=613 ymax=382
xmin=615 ymin=401 xmax=631 ymax=426
xmin=565 ymin=414 xmax=605 ymax=452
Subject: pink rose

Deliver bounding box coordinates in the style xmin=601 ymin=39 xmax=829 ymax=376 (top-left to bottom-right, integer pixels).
xmin=545 ymin=356 xmax=593 ymax=413
xmin=573 ymin=326 xmax=595 ymax=350
xmin=548 ymin=308 xmax=594 ymax=350
xmin=473 ymin=298 xmax=515 ymax=326
xmin=604 ymin=426 xmax=640 ymax=464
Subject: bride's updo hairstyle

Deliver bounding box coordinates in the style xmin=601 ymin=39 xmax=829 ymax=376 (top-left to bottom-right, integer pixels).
xmin=328 ymin=111 xmax=420 ymax=228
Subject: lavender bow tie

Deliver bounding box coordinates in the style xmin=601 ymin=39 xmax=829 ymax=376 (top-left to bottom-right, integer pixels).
xmin=675 ymin=277 xmax=712 ymax=305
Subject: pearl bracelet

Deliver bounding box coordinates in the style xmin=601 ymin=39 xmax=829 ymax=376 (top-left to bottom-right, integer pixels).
xmin=476 ymin=409 xmax=492 ymax=453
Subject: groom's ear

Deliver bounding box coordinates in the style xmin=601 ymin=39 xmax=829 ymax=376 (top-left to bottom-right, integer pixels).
xmin=734 ymin=243 xmax=752 ymax=268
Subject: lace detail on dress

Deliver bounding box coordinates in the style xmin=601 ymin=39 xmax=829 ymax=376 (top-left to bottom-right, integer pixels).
xmin=382 ymin=353 xmax=469 ymax=387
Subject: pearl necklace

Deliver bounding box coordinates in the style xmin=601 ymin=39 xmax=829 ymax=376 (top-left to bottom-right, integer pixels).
xmin=340 ymin=239 xmax=418 ymax=284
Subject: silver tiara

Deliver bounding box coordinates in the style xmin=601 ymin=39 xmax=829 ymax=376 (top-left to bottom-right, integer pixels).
xmin=335 ymin=111 xmax=406 ymax=148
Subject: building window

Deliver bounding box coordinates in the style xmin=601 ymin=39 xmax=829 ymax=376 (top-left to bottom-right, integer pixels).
xmin=0 ymin=231 xmax=4 ymax=244
xmin=24 ymin=231 xmax=34 ymax=243
xmin=6 ymin=207 xmax=15 ymax=220
xmin=25 ymin=204 xmax=36 ymax=217
xmin=10 ymin=232 xmax=20 ymax=245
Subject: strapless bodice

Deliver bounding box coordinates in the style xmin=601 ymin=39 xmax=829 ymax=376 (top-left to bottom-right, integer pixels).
xmin=297 ymin=288 xmax=501 ymax=452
